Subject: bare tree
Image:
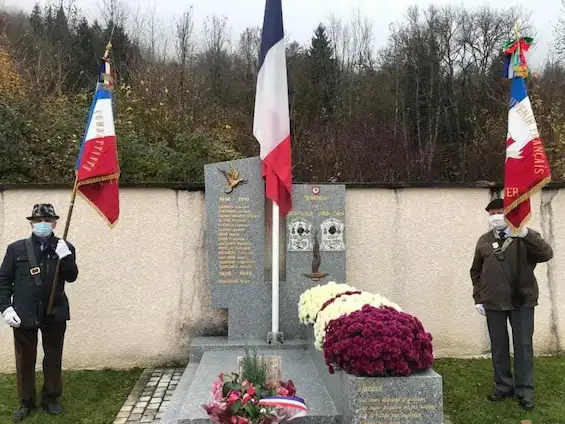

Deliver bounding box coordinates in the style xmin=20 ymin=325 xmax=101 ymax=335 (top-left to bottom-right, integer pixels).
xmin=175 ymin=7 xmax=194 ymax=105
xmin=97 ymin=0 xmax=128 ymax=28
xmin=201 ymin=14 xmax=231 ymax=99
xmin=237 ymin=26 xmax=260 ymax=79
xmin=125 ymin=2 xmax=147 ymax=48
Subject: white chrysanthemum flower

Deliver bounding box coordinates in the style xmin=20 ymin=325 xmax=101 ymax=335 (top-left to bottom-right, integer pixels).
xmin=297 ymin=281 xmax=355 ymax=325
xmin=313 ymin=291 xmax=402 ymax=350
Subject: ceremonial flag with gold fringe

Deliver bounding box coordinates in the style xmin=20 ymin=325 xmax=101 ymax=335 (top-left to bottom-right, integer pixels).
xmin=75 ymin=43 xmax=120 ymax=227
xmin=502 ymin=28 xmax=551 ymax=233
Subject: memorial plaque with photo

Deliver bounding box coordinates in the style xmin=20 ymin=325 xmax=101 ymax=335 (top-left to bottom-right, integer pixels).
xmin=282 ymin=184 xmax=346 ymax=339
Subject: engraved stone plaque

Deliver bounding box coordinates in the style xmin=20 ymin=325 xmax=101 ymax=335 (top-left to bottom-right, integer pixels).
xmin=349 ymin=371 xmax=444 ymax=424
xmin=236 ymin=355 xmax=282 ymax=381
xmin=205 ymin=156 xmax=268 ymax=339
xmin=320 ymin=217 xmax=345 ymax=251
xmin=287 ymin=218 xmax=313 ymax=251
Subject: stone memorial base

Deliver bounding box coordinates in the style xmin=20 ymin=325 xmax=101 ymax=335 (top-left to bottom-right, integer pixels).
xmin=161 ymin=336 xmax=444 ymax=424
xmin=160 ymin=337 xmax=340 ymax=424
xmin=309 ymin=346 xmax=444 ymax=424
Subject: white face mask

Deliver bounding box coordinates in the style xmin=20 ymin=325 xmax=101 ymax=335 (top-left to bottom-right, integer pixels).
xmin=32 ymin=222 xmax=53 ymax=238
xmin=488 ymin=214 xmax=506 ymax=231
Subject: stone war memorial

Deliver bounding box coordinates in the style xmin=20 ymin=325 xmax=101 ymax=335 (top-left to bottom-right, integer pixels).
xmin=161 ymin=157 xmax=444 ymax=424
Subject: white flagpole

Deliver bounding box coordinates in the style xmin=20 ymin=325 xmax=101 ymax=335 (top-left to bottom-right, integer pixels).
xmin=271 ymin=201 xmax=280 ymax=335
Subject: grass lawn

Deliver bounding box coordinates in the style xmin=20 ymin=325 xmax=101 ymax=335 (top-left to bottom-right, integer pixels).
xmin=435 ymin=356 xmax=565 ymax=424
xmin=0 ymin=368 xmax=142 ymax=423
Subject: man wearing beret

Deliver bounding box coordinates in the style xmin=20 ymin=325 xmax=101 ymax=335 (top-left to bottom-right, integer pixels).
xmin=0 ymin=204 xmax=78 ymax=421
xmin=470 ymin=198 xmax=553 ymax=411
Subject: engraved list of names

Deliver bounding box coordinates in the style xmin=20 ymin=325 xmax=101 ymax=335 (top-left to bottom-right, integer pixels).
xmin=217 ymin=195 xmax=258 ymax=284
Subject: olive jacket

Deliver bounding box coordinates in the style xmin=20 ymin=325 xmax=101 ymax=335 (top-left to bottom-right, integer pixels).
xmin=470 ymin=228 xmax=553 ymax=311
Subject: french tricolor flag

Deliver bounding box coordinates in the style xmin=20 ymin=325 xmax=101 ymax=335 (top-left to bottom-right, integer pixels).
xmin=75 ymin=52 xmax=120 ymax=227
xmin=253 ymin=0 xmax=293 ymax=217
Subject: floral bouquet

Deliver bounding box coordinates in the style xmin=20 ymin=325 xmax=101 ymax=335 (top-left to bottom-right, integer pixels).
xmin=202 ymin=348 xmax=307 ymax=423
xmin=323 ymin=305 xmax=434 ymax=377
xmin=298 ymin=281 xmax=356 ymax=324
xmin=312 ymin=290 xmax=402 ymax=350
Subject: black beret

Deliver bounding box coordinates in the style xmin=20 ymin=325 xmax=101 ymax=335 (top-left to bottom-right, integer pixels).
xmin=485 ymin=198 xmax=504 ymax=211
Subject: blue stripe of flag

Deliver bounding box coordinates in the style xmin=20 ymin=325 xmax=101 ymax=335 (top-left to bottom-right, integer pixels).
xmin=509 ymin=77 xmax=527 ymax=109
xmin=75 ymin=83 xmax=113 ymax=170
xmin=502 ymin=55 xmax=512 ymax=79
xmin=258 ymin=0 xmax=284 ymax=69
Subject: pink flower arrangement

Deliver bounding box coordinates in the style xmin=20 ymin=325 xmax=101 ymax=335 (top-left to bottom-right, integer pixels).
xmin=323 ymin=305 xmax=434 ymax=377
xmin=202 ymin=372 xmax=306 ymax=423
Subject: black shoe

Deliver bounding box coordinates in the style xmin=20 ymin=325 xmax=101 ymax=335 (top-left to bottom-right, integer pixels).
xmin=487 ymin=390 xmax=514 ymax=402
xmin=12 ymin=406 xmax=34 ymax=422
xmin=41 ymin=402 xmax=63 ymax=415
xmin=519 ymin=398 xmax=535 ymax=411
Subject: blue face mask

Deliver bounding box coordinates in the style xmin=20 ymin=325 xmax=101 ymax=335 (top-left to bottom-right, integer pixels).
xmin=32 ymin=222 xmax=53 ymax=238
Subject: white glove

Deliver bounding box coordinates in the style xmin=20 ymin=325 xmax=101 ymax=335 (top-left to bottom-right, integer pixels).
xmin=2 ymin=307 xmax=21 ymax=328
xmin=475 ymin=304 xmax=486 ymax=316
xmin=55 ymin=240 xmax=72 ymax=259
xmin=505 ymin=227 xmax=528 ymax=238
xmin=517 ymin=227 xmax=528 ymax=238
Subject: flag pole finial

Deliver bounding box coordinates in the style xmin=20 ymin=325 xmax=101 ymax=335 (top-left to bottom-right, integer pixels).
xmin=103 ymin=41 xmax=112 ymax=60
xmin=103 ymin=24 xmax=115 ymax=59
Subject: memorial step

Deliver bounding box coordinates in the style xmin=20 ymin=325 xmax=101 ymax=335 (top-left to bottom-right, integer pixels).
xmin=189 ymin=336 xmax=309 ymax=362
xmin=163 ymin=349 xmax=340 ymax=424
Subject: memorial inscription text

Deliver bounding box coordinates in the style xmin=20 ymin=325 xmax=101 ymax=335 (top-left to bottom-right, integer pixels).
xmin=357 ymin=395 xmax=437 ymax=423
xmin=354 ymin=380 xmax=436 ymax=423
xmin=217 ymin=195 xmax=258 ymax=284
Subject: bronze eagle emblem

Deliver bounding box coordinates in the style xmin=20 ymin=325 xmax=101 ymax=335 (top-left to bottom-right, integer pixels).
xmin=218 ymin=166 xmax=247 ymax=194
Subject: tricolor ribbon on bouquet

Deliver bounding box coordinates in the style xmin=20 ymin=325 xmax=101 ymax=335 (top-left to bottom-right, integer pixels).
xmin=258 ymin=396 xmax=307 ymax=420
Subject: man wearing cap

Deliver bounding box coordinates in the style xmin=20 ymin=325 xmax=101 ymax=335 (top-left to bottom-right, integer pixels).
xmin=0 ymin=204 xmax=78 ymax=421
xmin=470 ymin=198 xmax=553 ymax=411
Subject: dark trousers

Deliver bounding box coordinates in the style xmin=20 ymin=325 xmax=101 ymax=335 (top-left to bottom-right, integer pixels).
xmin=13 ymin=322 xmax=66 ymax=407
xmin=486 ymin=308 xmax=534 ymax=401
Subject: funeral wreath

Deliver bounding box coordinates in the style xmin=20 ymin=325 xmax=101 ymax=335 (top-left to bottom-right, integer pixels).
xmin=202 ymin=348 xmax=307 ymax=423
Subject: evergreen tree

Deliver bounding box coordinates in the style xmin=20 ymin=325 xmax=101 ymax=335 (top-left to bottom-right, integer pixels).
xmin=29 ymin=4 xmax=43 ymax=33
xmin=307 ymin=24 xmax=339 ymax=120
xmin=52 ymin=6 xmax=70 ymax=45
xmin=71 ymin=18 xmax=98 ymax=91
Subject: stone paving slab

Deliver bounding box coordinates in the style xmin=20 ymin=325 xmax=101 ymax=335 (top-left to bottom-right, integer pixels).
xmin=114 ymin=368 xmax=184 ymax=423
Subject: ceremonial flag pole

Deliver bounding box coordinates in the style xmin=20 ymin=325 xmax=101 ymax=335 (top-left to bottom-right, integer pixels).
xmin=502 ymin=24 xmax=551 ymax=234
xmin=47 ymin=39 xmax=120 ymax=314
xmin=254 ymin=0 xmax=293 ymax=343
